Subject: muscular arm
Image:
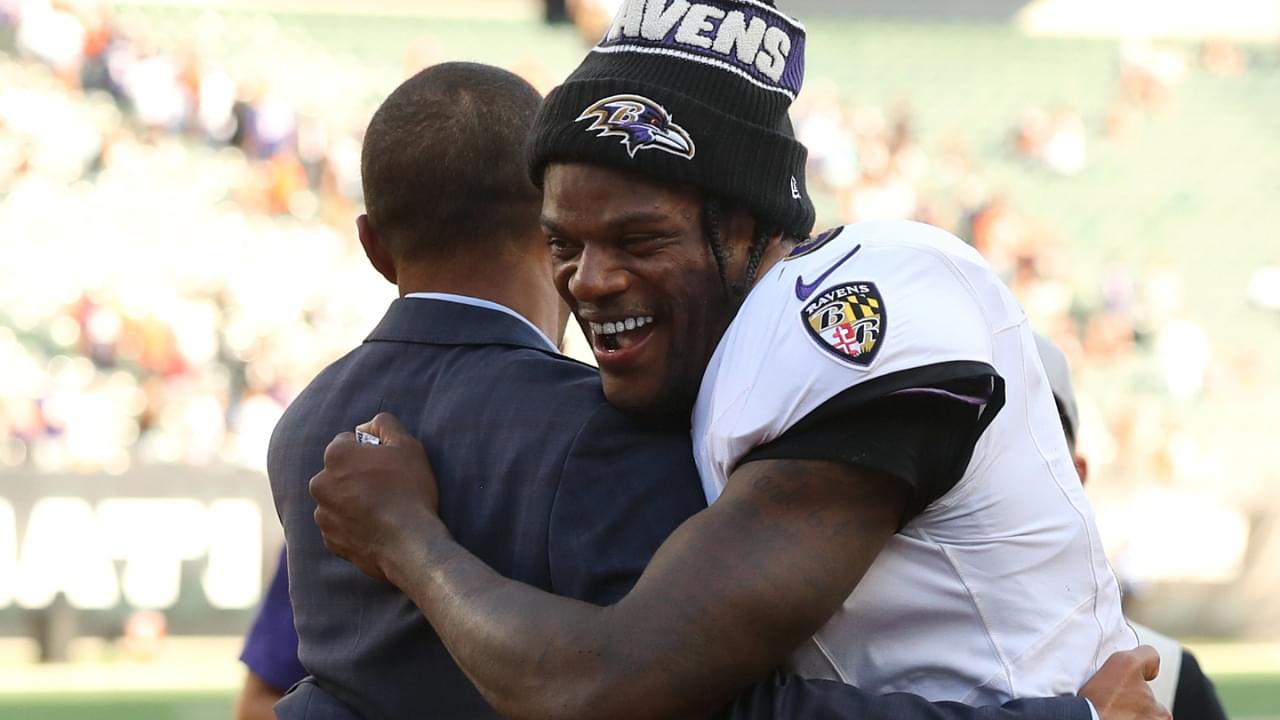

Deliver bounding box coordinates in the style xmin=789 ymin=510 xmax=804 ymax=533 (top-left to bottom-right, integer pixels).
xmin=380 ymin=457 xmax=906 ymax=720
xmin=313 ymin=413 xmax=1170 ymax=720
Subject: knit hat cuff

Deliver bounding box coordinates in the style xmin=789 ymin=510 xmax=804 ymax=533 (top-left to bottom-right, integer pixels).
xmin=529 ymin=76 xmax=815 ymax=238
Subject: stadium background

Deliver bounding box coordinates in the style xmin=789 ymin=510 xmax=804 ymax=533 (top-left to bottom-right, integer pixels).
xmin=1 ymin=0 xmax=1278 ymax=716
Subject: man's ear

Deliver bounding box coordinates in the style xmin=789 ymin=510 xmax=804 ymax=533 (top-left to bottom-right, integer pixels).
xmin=357 ymin=214 xmax=397 ymax=285
xmin=722 ymin=207 xmax=757 ymax=263
xmin=724 ymin=208 xmax=786 ymax=258
xmin=723 ymin=207 xmax=787 ymax=292
xmin=1074 ymin=453 xmax=1089 ymax=486
xmin=554 ymin=297 xmax=572 ymax=350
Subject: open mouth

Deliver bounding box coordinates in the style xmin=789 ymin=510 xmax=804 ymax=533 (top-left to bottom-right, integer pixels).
xmin=589 ymin=315 xmax=656 ymax=354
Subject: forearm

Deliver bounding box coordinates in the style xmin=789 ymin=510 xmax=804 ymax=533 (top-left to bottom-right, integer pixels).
xmin=386 ymin=519 xmax=626 ymax=720
xmin=313 ymin=423 xmax=725 ymax=719
xmin=385 ymin=507 xmax=789 ymax=720
xmin=381 ymin=459 xmax=902 ymax=720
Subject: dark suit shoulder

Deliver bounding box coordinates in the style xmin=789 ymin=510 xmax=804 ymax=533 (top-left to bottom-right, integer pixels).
xmin=546 ymin=388 xmax=705 ymax=605
xmin=278 ymin=341 xmax=606 ymax=437
xmin=489 ymin=346 xmax=610 ymax=402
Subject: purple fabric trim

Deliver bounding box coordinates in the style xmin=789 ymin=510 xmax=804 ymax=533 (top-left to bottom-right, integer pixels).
xmin=888 ymin=387 xmax=990 ymax=407
xmin=240 ymin=549 xmax=306 ymax=692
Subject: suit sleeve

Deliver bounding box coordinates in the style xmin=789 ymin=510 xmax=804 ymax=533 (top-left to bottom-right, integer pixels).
xmin=547 ymin=404 xmax=708 ymax=605
xmin=721 ymin=671 xmax=1094 ymax=720
xmin=742 ymin=372 xmax=1004 ymax=522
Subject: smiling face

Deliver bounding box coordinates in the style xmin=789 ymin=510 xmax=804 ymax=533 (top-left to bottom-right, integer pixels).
xmin=542 ymin=163 xmax=752 ymax=423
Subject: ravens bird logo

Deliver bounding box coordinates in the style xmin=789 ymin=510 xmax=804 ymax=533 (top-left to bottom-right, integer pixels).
xmin=575 ymin=94 xmax=696 ymax=160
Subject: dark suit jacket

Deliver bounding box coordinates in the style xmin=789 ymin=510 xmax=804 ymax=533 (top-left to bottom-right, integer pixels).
xmin=270 ymin=297 xmax=1091 ymax=720
xmin=272 ymin=297 xmax=706 ymax=719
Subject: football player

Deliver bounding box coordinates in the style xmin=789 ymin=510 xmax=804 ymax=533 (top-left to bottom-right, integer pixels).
xmin=311 ymin=1 xmax=1162 ymax=718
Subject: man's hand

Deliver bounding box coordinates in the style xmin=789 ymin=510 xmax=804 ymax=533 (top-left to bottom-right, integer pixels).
xmin=309 ymin=412 xmax=441 ymax=582
xmin=1079 ymin=645 xmax=1172 ymax=720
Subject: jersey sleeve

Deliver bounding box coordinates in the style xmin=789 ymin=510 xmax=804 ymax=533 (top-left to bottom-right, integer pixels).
xmin=697 ymin=222 xmax=1009 ymax=503
xmin=788 ymin=232 xmax=996 ymax=389
xmin=740 ymin=374 xmax=1004 ymax=522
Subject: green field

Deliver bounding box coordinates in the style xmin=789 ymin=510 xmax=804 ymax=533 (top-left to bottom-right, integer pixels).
xmin=1219 ymin=675 xmax=1280 ymax=718
xmin=0 ymin=691 xmax=233 ymax=720
xmin=0 ymin=675 xmax=1275 ymax=720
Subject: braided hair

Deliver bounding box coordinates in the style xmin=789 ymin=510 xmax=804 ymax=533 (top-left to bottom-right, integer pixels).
xmin=702 ymin=199 xmax=777 ymax=298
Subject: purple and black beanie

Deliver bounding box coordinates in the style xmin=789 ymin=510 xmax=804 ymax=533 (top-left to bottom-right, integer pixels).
xmin=527 ymin=0 xmax=816 ymax=239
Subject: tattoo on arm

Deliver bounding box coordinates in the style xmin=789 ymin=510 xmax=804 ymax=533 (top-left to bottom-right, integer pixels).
xmin=385 ymin=458 xmax=909 ymax=720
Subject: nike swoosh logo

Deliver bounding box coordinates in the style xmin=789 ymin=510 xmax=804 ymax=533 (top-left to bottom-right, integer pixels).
xmin=795 ymin=244 xmax=862 ymax=301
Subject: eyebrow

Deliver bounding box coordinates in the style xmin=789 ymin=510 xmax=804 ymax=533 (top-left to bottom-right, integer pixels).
xmin=541 ymin=209 xmax=676 ymax=235
xmin=540 ymin=216 xmax=567 ymax=235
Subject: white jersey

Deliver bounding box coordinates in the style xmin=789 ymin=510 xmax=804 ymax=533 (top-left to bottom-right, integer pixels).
xmin=691 ymin=220 xmax=1133 ymax=703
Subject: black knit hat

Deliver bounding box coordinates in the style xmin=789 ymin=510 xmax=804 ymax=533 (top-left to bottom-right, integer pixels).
xmin=528 ymin=0 xmax=816 ymax=239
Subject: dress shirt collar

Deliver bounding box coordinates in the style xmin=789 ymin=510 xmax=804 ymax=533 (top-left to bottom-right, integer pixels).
xmin=404 ymin=292 xmax=558 ymax=352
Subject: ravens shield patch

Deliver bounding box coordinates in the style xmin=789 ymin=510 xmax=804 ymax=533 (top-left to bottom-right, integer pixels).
xmin=801 ymin=282 xmax=885 ymax=367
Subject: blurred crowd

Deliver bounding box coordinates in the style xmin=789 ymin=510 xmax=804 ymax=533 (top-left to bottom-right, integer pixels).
xmin=1 ymin=1 xmax=1278 ymax=591
xmin=791 ymin=36 xmax=1279 ymax=593
xmin=794 ymin=41 xmax=1272 ymax=455
xmin=795 ymin=62 xmax=1191 ymax=372
xmin=3 ymin=0 xmax=368 ymax=215
xmin=0 ymin=0 xmax=389 ymax=474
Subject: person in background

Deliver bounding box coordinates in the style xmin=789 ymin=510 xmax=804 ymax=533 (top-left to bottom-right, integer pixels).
xmin=544 ymin=0 xmax=569 ymax=23
xmin=1035 ymin=333 xmax=1229 ymax=720
xmin=236 ymin=548 xmax=305 ymax=720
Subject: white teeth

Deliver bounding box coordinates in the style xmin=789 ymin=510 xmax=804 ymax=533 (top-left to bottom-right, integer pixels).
xmin=590 ymin=316 xmax=655 ymax=336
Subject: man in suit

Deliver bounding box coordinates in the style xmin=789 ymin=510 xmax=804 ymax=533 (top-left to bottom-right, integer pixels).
xmin=278 ymin=60 xmax=1161 ymax=720
xmin=269 ymin=60 xmax=708 ymax=719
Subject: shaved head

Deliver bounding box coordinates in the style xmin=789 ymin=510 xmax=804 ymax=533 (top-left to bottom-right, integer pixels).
xmin=361 ymin=62 xmax=543 ymax=261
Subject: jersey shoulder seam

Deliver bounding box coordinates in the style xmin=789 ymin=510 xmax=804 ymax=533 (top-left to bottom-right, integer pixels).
xmin=867 ymin=237 xmax=1019 ymax=335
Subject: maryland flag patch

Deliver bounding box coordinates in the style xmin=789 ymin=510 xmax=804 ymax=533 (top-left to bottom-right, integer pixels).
xmin=801 ymin=282 xmax=885 ymax=367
